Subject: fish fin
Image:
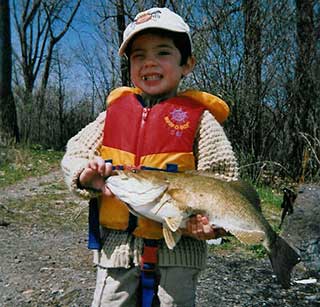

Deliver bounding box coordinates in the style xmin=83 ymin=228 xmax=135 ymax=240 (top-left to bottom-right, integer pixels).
xmin=268 ymin=236 xmax=301 ymax=289
xmin=164 ymin=215 xmax=183 ymax=232
xmin=167 ymin=188 xmax=188 ymax=205
xmin=161 ymin=190 xmax=187 ymax=231
xmin=163 ymin=226 xmax=181 ymax=250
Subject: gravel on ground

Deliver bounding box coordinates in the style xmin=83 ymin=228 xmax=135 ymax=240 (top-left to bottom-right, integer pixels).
xmin=0 ymin=170 xmax=319 ymax=306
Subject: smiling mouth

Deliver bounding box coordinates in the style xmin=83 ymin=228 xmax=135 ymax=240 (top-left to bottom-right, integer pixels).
xmin=142 ymin=74 xmax=162 ymax=81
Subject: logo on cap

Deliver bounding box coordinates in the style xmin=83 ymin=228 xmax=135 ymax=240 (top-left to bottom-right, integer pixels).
xmin=134 ymin=10 xmax=161 ymax=25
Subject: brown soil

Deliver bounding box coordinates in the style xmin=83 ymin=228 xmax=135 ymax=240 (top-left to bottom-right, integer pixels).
xmin=0 ymin=170 xmax=319 ymax=306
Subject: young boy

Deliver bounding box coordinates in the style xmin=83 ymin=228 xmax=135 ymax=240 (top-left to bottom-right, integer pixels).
xmin=61 ymin=7 xmax=238 ymax=307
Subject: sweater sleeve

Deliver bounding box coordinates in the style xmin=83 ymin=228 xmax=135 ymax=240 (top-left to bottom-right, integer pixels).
xmin=196 ymin=110 xmax=239 ymax=181
xmin=61 ymin=111 xmax=106 ymax=199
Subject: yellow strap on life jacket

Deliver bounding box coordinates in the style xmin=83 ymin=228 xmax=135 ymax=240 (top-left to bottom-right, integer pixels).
xmin=107 ymin=87 xmax=142 ymax=106
xmin=106 ymin=87 xmax=230 ymax=123
xmin=178 ymin=90 xmax=230 ymax=123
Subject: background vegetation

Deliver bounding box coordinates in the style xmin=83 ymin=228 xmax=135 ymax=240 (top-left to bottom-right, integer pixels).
xmin=0 ymin=0 xmax=319 ymax=184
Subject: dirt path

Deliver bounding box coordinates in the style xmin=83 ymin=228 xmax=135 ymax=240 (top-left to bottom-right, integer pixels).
xmin=0 ymin=170 xmax=61 ymax=201
xmin=0 ymin=170 xmax=94 ymax=306
xmin=0 ymin=170 xmax=319 ymax=306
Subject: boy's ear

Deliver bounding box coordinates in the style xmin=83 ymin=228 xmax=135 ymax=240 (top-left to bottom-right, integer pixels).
xmin=182 ymin=55 xmax=196 ymax=77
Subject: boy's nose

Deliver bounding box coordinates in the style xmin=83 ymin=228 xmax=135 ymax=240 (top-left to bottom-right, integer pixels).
xmin=143 ymin=56 xmax=157 ymax=67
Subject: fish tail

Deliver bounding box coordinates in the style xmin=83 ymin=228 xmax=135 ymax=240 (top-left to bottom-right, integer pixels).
xmin=268 ymin=236 xmax=301 ymax=288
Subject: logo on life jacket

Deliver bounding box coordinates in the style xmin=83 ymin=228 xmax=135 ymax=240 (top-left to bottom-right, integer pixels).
xmin=164 ymin=108 xmax=190 ymax=137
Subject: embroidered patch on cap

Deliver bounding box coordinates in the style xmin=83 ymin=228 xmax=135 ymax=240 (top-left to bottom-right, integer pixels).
xmin=134 ymin=9 xmax=161 ymax=25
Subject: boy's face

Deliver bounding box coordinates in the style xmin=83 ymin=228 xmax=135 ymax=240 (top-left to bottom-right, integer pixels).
xmin=129 ymin=33 xmax=194 ymax=97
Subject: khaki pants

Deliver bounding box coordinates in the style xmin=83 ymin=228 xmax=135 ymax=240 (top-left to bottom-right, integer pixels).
xmin=91 ymin=265 xmax=200 ymax=307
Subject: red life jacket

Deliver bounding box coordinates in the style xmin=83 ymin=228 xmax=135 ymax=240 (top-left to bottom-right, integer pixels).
xmin=98 ymin=87 xmax=229 ymax=239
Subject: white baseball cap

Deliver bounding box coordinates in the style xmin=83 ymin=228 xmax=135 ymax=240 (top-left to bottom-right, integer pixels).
xmin=118 ymin=7 xmax=192 ymax=56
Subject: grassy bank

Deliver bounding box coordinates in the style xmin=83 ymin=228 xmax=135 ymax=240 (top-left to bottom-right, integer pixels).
xmin=0 ymin=146 xmax=64 ymax=188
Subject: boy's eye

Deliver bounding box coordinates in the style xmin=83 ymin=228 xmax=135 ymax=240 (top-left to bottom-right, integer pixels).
xmin=159 ymin=50 xmax=170 ymax=56
xmin=131 ymin=53 xmax=144 ymax=60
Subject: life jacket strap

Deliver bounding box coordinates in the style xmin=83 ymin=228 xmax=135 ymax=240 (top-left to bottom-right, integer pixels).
xmin=127 ymin=213 xmax=138 ymax=234
xmin=105 ymin=159 xmax=178 ymax=173
xmin=87 ymin=198 xmax=101 ymax=250
xmin=140 ymin=239 xmax=159 ymax=307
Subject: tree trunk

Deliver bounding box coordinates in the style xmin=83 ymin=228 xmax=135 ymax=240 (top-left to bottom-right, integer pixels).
xmin=243 ymin=0 xmax=262 ymax=160
xmin=0 ymin=0 xmax=20 ymax=145
xmin=288 ymin=0 xmax=316 ymax=180
xmin=157 ymin=0 xmax=167 ymax=7
xmin=116 ymin=0 xmax=130 ymax=86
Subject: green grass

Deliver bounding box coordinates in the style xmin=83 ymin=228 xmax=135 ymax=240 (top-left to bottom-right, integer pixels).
xmin=208 ymin=237 xmax=268 ymax=259
xmin=0 ymin=146 xmax=87 ymax=232
xmin=255 ymin=184 xmax=283 ymax=233
xmin=0 ymin=146 xmax=64 ymax=188
xmin=255 ymin=184 xmax=283 ymax=209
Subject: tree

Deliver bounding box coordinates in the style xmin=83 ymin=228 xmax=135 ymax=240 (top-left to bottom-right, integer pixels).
xmin=287 ymin=0 xmax=317 ymax=180
xmin=12 ymin=0 xmax=81 ymax=142
xmin=116 ymin=0 xmax=129 ymax=86
xmin=0 ymin=0 xmax=20 ymax=145
xmin=243 ymin=0 xmax=262 ymax=159
xmin=13 ymin=0 xmax=81 ymax=95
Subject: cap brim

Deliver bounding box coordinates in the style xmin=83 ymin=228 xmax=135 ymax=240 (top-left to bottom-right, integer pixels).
xmin=118 ymin=26 xmax=192 ymax=56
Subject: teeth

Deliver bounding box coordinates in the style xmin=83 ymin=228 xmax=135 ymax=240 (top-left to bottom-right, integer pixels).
xmin=142 ymin=75 xmax=161 ymax=81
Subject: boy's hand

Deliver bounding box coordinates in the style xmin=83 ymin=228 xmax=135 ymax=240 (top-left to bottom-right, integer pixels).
xmin=181 ymin=214 xmax=226 ymax=240
xmin=79 ymin=157 xmax=113 ymax=196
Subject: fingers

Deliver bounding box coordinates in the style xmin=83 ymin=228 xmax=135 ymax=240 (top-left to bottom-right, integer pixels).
xmin=87 ymin=158 xmax=113 ymax=177
xmin=186 ymin=215 xmax=198 ymax=234
xmin=104 ymin=162 xmax=113 ymax=177
xmin=188 ymin=214 xmax=208 ymax=233
xmin=101 ymin=185 xmax=114 ymax=197
xmin=88 ymin=157 xmax=107 ymax=176
xmin=185 ymin=214 xmax=217 ymax=240
xmin=200 ymin=215 xmax=209 ymax=225
xmin=186 ymin=215 xmax=201 ymax=237
xmin=79 ymin=158 xmax=114 ymax=193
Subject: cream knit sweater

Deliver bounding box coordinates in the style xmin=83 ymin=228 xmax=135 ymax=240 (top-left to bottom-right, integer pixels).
xmin=61 ymin=109 xmax=238 ymax=270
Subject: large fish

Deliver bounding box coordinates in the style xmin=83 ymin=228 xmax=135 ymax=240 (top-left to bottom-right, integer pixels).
xmin=106 ymin=170 xmax=300 ymax=288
